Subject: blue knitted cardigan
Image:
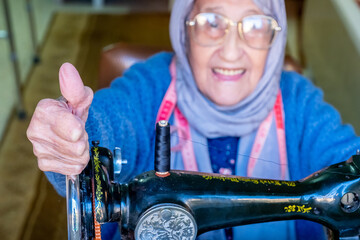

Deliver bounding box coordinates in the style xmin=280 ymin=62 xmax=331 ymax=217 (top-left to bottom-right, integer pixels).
xmin=46 ymin=52 xmax=360 ymax=239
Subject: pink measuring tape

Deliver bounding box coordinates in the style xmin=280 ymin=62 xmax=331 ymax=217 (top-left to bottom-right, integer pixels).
xmin=156 ymin=58 xmax=288 ymax=180
xmin=247 ymin=92 xmax=287 ymax=179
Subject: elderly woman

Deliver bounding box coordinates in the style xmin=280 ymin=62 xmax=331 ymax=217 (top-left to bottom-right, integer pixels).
xmin=27 ymin=0 xmax=360 ymax=239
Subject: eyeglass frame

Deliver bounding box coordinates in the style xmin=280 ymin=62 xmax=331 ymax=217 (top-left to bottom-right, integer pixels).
xmin=186 ymin=13 xmax=282 ymax=49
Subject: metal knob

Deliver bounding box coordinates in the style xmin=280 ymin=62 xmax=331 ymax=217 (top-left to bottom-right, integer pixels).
xmin=114 ymin=147 xmax=127 ymax=179
xmin=340 ymin=192 xmax=360 ymax=213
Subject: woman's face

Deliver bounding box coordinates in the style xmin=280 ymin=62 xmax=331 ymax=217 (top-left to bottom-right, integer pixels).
xmin=188 ymin=0 xmax=269 ymax=106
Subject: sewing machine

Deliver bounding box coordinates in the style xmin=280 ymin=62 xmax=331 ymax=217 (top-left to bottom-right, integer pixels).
xmin=66 ymin=121 xmax=360 ymax=239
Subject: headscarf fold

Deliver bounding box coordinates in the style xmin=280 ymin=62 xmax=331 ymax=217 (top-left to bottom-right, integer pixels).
xmin=169 ymin=0 xmax=287 ymax=138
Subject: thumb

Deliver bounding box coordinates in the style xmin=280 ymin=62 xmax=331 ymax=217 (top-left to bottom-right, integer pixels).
xmin=59 ymin=62 xmax=93 ymax=120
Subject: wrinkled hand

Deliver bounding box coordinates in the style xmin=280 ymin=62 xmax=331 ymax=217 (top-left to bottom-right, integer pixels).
xmin=27 ymin=63 xmax=94 ymax=175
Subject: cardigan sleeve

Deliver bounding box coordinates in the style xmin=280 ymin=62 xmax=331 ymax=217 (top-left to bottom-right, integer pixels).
xmin=281 ymin=71 xmax=360 ymax=180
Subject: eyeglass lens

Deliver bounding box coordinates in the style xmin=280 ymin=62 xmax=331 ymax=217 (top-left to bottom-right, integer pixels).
xmin=190 ymin=13 xmax=278 ymax=49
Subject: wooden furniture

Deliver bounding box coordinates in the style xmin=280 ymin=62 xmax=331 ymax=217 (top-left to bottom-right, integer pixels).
xmin=98 ymin=43 xmax=171 ymax=88
xmin=98 ymin=43 xmax=302 ymax=89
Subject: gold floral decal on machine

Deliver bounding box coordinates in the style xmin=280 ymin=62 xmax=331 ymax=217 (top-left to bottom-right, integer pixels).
xmin=284 ymin=205 xmax=312 ymax=213
xmin=93 ymin=147 xmax=103 ymax=216
xmin=202 ymin=175 xmax=296 ymax=187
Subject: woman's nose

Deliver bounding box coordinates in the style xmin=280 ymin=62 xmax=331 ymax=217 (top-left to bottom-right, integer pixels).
xmin=219 ymin=26 xmax=245 ymax=61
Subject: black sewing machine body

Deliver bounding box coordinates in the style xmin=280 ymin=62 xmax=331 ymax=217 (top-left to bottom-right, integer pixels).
xmin=67 ymin=122 xmax=360 ymax=239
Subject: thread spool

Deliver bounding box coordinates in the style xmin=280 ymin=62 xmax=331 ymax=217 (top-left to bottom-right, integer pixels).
xmin=155 ymin=120 xmax=171 ymax=176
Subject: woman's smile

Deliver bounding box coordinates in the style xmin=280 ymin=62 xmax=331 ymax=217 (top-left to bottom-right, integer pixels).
xmin=212 ymin=67 xmax=246 ymax=81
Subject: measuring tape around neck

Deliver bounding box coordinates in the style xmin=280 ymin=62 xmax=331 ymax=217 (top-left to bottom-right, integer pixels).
xmin=156 ymin=58 xmax=288 ymax=179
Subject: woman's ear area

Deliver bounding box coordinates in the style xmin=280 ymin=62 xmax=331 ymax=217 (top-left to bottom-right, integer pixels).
xmin=184 ymin=1 xmax=198 ymax=61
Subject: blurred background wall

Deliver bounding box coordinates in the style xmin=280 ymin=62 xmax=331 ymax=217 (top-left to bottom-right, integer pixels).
xmin=0 ymin=0 xmax=56 ymax=141
xmin=303 ymin=0 xmax=360 ymax=134
xmin=0 ymin=0 xmax=171 ymax=142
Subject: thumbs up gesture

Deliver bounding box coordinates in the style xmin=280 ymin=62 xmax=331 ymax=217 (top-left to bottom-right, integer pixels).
xmin=27 ymin=63 xmax=94 ymax=175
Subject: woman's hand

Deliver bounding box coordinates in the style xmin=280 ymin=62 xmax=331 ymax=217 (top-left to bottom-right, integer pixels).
xmin=27 ymin=63 xmax=94 ymax=175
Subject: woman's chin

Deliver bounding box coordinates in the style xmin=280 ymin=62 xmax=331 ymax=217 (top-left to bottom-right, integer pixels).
xmin=210 ymin=94 xmax=245 ymax=107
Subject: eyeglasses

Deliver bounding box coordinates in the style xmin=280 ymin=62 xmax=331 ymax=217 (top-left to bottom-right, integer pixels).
xmin=186 ymin=13 xmax=282 ymax=49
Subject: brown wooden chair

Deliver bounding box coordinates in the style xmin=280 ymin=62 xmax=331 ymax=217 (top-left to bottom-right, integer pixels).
xmin=98 ymin=43 xmax=302 ymax=89
xmin=98 ymin=43 xmax=171 ymax=89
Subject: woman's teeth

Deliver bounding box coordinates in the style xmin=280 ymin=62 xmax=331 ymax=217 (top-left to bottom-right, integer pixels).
xmin=213 ymin=68 xmax=245 ymax=76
